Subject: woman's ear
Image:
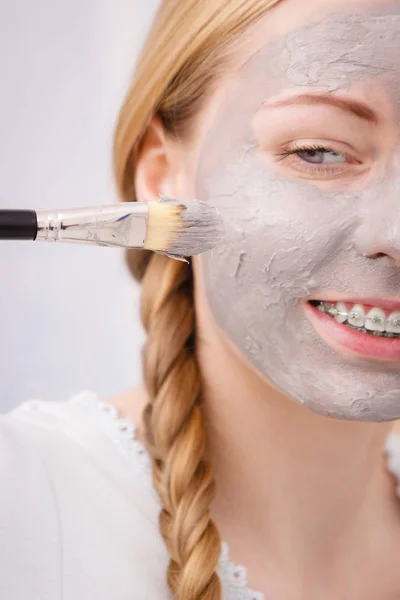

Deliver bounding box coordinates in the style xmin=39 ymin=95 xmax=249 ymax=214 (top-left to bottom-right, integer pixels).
xmin=134 ymin=115 xmax=176 ymax=203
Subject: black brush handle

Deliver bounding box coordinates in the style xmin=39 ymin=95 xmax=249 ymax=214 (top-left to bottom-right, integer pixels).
xmin=0 ymin=210 xmax=38 ymax=240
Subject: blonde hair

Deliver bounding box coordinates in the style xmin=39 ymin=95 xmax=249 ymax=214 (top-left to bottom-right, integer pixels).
xmin=113 ymin=1 xmax=281 ymax=598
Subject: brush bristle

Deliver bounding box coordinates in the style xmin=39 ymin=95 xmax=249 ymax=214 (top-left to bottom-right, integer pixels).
xmin=144 ymin=196 xmax=223 ymax=257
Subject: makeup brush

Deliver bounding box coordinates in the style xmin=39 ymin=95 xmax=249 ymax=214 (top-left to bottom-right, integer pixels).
xmin=0 ymin=196 xmax=223 ymax=258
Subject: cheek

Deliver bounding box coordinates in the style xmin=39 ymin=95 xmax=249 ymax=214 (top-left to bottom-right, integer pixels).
xmin=196 ymin=135 xmax=400 ymax=420
xmin=199 ymin=154 xmax=359 ymax=324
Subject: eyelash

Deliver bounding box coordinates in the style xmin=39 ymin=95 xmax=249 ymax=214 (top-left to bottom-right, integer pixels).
xmin=274 ymin=143 xmax=355 ymax=179
xmin=276 ymin=143 xmax=336 ymax=161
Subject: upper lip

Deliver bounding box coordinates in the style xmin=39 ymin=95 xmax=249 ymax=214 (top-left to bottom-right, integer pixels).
xmin=308 ymin=296 xmax=400 ymax=312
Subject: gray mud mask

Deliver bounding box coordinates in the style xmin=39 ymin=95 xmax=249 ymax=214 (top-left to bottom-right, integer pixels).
xmin=196 ymin=5 xmax=400 ymax=421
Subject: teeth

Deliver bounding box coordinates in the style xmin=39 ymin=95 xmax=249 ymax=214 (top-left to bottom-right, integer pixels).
xmin=364 ymin=307 xmax=386 ymax=332
xmin=348 ymin=304 xmax=365 ymax=328
xmin=313 ymin=300 xmax=400 ymax=337
xmin=334 ymin=302 xmax=348 ymax=324
xmin=386 ymin=311 xmax=400 ymax=334
xmin=326 ymin=304 xmax=339 ymax=317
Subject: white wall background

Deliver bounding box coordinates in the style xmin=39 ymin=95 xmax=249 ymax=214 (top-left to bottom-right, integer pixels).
xmin=0 ymin=0 xmax=160 ymax=411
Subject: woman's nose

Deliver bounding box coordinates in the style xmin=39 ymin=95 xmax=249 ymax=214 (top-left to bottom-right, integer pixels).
xmin=353 ymin=185 xmax=400 ymax=265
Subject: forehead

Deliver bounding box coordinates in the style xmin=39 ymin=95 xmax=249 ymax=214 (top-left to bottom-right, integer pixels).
xmin=230 ymin=0 xmax=400 ymax=91
xmin=192 ymin=0 xmax=400 ymax=151
xmin=192 ymin=0 xmax=400 ymax=186
xmin=241 ymin=0 xmax=400 ymax=50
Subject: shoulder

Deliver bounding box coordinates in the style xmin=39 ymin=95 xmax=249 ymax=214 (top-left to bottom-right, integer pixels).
xmin=1 ymin=391 xmax=104 ymax=457
xmin=1 ymin=389 xmax=150 ymax=484
xmin=0 ymin=389 xmax=153 ymax=518
xmin=0 ymin=400 xmax=63 ymax=598
xmin=0 ymin=391 xmax=167 ymax=598
xmin=0 ymin=399 xmax=62 ymax=499
xmin=0 ymin=390 xmax=110 ymax=512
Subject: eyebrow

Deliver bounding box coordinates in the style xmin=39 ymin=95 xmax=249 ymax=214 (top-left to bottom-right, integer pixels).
xmin=264 ymin=93 xmax=379 ymax=124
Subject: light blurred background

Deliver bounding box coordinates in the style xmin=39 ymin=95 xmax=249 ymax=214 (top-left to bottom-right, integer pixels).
xmin=0 ymin=0 xmax=160 ymax=411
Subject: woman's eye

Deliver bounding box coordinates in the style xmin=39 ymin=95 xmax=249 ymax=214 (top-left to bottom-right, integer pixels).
xmin=297 ymin=148 xmax=347 ymax=164
xmin=273 ymin=143 xmax=361 ymax=181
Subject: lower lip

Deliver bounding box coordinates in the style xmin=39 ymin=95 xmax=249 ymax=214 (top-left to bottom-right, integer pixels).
xmin=305 ymin=302 xmax=400 ymax=361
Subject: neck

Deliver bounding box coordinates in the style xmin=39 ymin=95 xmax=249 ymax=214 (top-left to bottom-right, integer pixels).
xmin=197 ymin=320 xmax=399 ymax=584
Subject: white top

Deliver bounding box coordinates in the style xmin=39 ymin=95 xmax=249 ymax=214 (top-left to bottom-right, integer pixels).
xmin=1 ymin=390 xmax=400 ymax=600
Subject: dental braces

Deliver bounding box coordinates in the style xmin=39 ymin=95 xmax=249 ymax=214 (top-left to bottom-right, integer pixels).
xmin=313 ymin=301 xmax=400 ymax=338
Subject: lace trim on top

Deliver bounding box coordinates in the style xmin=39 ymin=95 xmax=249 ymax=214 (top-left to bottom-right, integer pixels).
xmin=70 ymin=391 xmax=265 ymax=600
xmin=21 ymin=391 xmax=400 ymax=600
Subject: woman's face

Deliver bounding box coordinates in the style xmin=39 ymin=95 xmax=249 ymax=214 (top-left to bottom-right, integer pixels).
xmin=180 ymin=0 xmax=400 ymax=421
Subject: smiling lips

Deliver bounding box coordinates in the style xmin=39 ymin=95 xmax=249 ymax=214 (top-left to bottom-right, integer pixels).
xmin=306 ymin=298 xmax=400 ymax=361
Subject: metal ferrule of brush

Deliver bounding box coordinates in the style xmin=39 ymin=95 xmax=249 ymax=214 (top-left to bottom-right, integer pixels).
xmin=36 ymin=203 xmax=149 ymax=248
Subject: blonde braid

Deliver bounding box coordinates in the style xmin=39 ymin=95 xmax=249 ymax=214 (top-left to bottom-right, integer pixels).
xmin=114 ymin=3 xmax=284 ymax=597
xmin=140 ymin=253 xmax=221 ymax=599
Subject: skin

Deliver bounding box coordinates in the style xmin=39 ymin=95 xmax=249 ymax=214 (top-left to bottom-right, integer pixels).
xmin=198 ymin=4 xmax=400 ymax=422
xmin=111 ymin=0 xmax=400 ymax=597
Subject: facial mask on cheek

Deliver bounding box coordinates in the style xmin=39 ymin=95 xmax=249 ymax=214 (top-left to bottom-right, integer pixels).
xmin=195 ymin=7 xmax=400 ymax=421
